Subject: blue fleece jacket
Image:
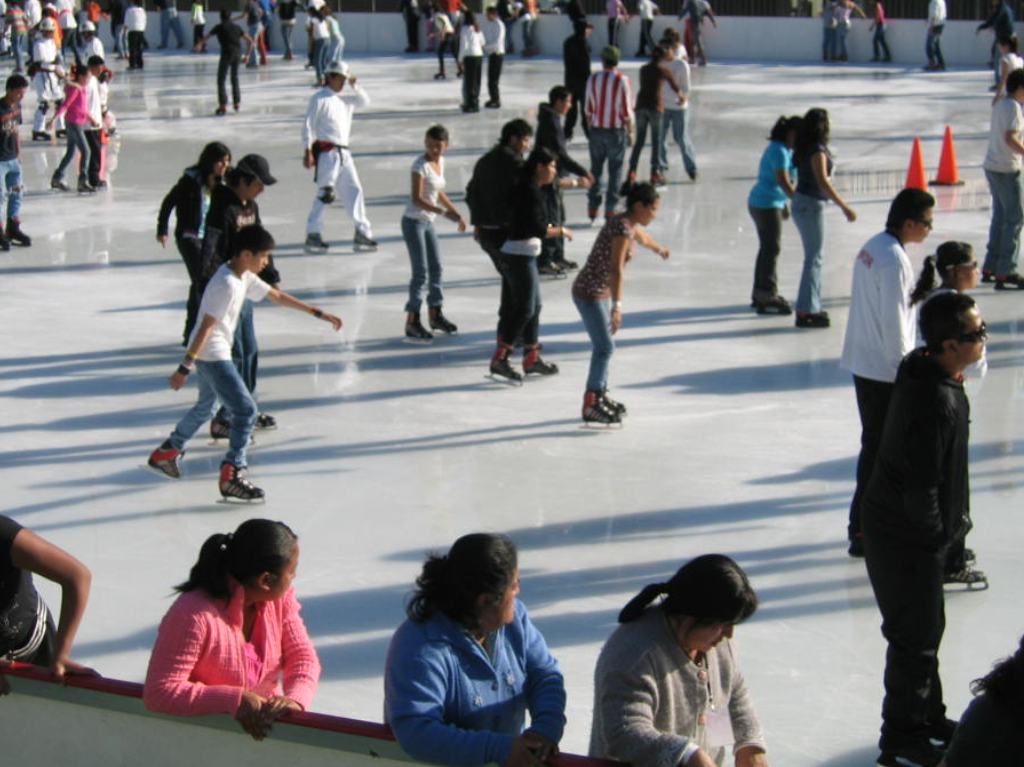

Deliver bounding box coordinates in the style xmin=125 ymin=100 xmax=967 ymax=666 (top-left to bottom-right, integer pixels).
xmin=384 ymin=600 xmax=566 ymax=767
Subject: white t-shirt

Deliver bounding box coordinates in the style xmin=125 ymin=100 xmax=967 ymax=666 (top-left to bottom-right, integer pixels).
xmin=928 ymin=0 xmax=945 ymax=25
xmin=25 ymin=0 xmax=42 ymax=27
xmin=1001 ymin=52 xmax=1023 ymax=78
xmin=124 ymin=6 xmax=147 ymax=31
xmin=481 ymin=16 xmax=505 ymax=55
xmin=661 ymin=50 xmax=690 ymax=111
xmin=639 ymin=0 xmax=658 ymax=21
xmin=403 ymin=155 xmax=446 ymax=223
xmin=308 ymin=16 xmax=329 ymax=39
xmin=984 ymin=96 xmax=1024 ymax=173
xmin=190 ymin=264 xmax=272 ymax=362
xmin=458 ymin=24 xmax=484 ymax=58
xmin=839 ymin=231 xmax=917 ymax=383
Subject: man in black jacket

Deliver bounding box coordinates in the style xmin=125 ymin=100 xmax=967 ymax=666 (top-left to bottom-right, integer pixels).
xmin=466 ymin=118 xmax=533 ymax=333
xmin=536 ymin=85 xmax=592 ymax=274
xmin=862 ymin=292 xmax=988 ymax=767
xmin=562 ymin=22 xmax=593 ymax=142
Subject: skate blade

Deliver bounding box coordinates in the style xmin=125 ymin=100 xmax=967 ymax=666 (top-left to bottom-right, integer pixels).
xmin=216 ymin=496 xmax=267 ymax=505
xmin=944 ymin=579 xmax=989 ymax=592
xmin=484 ymin=373 xmax=523 ymax=386
xmin=403 ymin=337 xmax=434 ymax=345
xmin=541 ymin=273 xmax=569 ymax=280
xmin=580 ymin=421 xmax=623 ymax=430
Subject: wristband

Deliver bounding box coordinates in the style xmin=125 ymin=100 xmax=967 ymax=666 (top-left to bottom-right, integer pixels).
xmin=184 ymin=351 xmax=197 ymax=362
xmin=613 ymin=300 xmax=623 ymax=311
xmin=176 ymin=364 xmax=192 ymax=376
xmin=312 ymin=308 xmax=324 ymax=319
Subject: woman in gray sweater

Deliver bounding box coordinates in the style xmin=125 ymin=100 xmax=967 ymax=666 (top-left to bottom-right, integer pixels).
xmin=590 ymin=555 xmax=768 ymax=767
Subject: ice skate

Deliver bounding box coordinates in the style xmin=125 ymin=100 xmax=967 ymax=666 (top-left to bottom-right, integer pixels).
xmin=405 ymin=313 xmax=434 ymax=343
xmin=78 ymin=178 xmax=96 ymax=194
xmin=538 ymin=261 xmax=568 ymax=279
xmin=488 ymin=346 xmax=522 ymax=383
xmin=51 ymin=177 xmax=70 ymax=192
xmin=582 ymin=391 xmax=621 ymax=426
xmin=353 ymin=230 xmax=378 ymax=251
xmin=428 ymin=308 xmax=458 ymax=335
xmin=255 ymin=412 xmax=277 ymax=430
xmin=523 ymin=347 xmax=559 ymax=377
xmin=601 ymin=391 xmax=627 ymax=417
xmin=304 ymin=232 xmax=329 ymax=253
xmin=218 ymin=463 xmax=265 ymax=503
xmin=147 ymin=440 xmax=184 ymax=479
xmin=210 ymin=416 xmax=230 ymax=441
xmin=943 ymin=565 xmax=988 ymax=591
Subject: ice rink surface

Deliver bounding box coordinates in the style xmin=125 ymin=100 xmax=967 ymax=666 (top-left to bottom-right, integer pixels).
xmin=1 ymin=49 xmax=1022 ymax=766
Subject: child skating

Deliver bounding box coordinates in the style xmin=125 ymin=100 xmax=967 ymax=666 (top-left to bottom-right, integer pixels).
xmin=148 ymin=224 xmax=342 ymax=502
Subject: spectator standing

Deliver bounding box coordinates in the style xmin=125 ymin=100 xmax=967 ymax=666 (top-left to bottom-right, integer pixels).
xmin=833 ymin=0 xmax=864 ymax=62
xmin=482 ymin=5 xmax=505 ymax=108
xmin=926 ymin=0 xmax=946 ymax=71
xmin=635 ymin=0 xmax=657 ymax=57
xmin=562 ymin=21 xmax=593 ymax=141
xmin=108 ymin=0 xmax=126 ymax=58
xmin=277 ymin=0 xmax=297 ymax=59
xmin=156 ymin=0 xmax=187 ymax=49
xmin=125 ymin=0 xmax=147 ymax=69
xmin=822 ymin=0 xmax=837 ymax=61
xmin=606 ymin=0 xmax=627 ymax=48
xmin=401 ymin=0 xmax=419 ymax=51
xmin=458 ymin=9 xmax=484 ymax=112
xmin=870 ymin=0 xmax=891 ymax=62
xmin=520 ymin=0 xmax=538 ymax=56
xmin=585 ymin=45 xmax=633 ymax=221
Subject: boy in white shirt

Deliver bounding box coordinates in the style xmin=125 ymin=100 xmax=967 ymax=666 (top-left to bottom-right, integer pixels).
xmin=481 ymin=5 xmax=505 ymax=108
xmin=149 ymin=224 xmax=342 ymax=501
xmin=124 ymin=0 xmax=147 ymax=69
xmin=636 ymin=0 xmax=658 ymax=57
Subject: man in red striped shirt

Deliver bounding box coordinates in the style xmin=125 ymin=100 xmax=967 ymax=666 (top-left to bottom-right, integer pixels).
xmin=584 ymin=45 xmax=633 ymax=221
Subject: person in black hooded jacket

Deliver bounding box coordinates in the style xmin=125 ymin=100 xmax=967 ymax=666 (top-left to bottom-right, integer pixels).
xmin=862 ymin=291 xmax=988 ymax=767
xmin=157 ymin=142 xmax=231 ymax=345
xmin=562 ymin=22 xmax=593 ymax=142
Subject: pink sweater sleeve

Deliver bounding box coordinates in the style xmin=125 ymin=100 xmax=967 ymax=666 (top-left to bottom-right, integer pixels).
xmin=143 ymin=598 xmax=245 ymax=717
xmin=278 ymin=590 xmax=321 ymax=710
xmin=54 ymin=85 xmax=88 ymax=125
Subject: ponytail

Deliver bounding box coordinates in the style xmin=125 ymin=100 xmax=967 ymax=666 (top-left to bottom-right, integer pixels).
xmin=618 ymin=582 xmax=670 ymax=623
xmin=174 ymin=519 xmax=297 ymax=601
xmin=910 ymin=255 xmax=938 ymax=306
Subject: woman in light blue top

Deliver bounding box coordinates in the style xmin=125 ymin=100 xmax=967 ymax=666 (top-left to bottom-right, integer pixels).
xmin=384 ymin=533 xmax=566 ymax=767
xmin=747 ymin=115 xmax=800 ymax=315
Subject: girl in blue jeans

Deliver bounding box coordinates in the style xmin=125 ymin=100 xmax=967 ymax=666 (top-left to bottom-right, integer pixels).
xmin=401 ymin=124 xmax=466 ymax=341
xmin=571 ymin=182 xmax=670 ymax=424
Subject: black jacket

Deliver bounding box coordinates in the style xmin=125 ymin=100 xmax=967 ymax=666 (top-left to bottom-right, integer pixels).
xmin=466 ymin=144 xmax=524 ymax=229
xmin=862 ymin=349 xmax=970 ymax=553
xmin=505 ymin=180 xmax=549 ymax=242
xmin=536 ymin=102 xmax=588 ymax=177
xmin=157 ymin=167 xmax=210 ymax=240
xmin=563 ymin=31 xmax=591 ymax=89
xmin=978 ymin=3 xmax=1014 ymax=38
xmin=200 ymin=185 xmax=281 ymax=285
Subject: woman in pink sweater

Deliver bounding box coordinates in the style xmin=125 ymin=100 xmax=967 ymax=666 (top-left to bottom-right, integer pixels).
xmin=47 ymin=65 xmax=100 ymax=193
xmin=143 ymin=519 xmax=321 ymax=740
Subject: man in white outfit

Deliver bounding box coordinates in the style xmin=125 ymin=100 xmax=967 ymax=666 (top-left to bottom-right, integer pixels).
xmin=302 ymin=60 xmax=376 ymax=252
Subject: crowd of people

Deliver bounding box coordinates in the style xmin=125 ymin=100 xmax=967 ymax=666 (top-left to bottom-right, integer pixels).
xmin=1 ymin=3 xmax=1022 ymax=767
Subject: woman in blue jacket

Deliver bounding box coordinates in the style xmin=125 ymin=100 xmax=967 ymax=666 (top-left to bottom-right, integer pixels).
xmin=384 ymin=533 xmax=566 ymax=767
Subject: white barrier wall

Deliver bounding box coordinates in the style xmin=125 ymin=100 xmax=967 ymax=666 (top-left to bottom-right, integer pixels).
xmin=133 ymin=12 xmax=1000 ymax=65
xmin=0 ymin=665 xmax=612 ymax=767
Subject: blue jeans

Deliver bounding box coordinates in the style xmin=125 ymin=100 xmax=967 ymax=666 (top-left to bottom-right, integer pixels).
xmin=835 ymin=23 xmax=849 ymax=58
xmin=12 ymin=32 xmax=26 ymax=72
xmin=984 ymin=168 xmax=1023 ymax=277
xmin=503 ymin=18 xmax=515 ymax=52
xmin=521 ymin=16 xmax=535 ymax=51
xmin=657 ymin=109 xmax=697 ymax=177
xmin=54 ymin=123 xmax=90 ymax=184
xmin=160 ymin=8 xmax=186 ymax=47
xmin=326 ymin=36 xmax=344 ymax=65
xmin=248 ymin=23 xmax=262 ymax=65
xmin=629 ymin=108 xmax=662 ymax=175
xmin=215 ymin=299 xmax=259 ymax=421
xmin=281 ymin=21 xmax=294 ymax=57
xmin=170 ymin=360 xmax=257 ymax=468
xmin=313 ymin=38 xmax=327 ymax=82
xmin=0 ymin=159 xmax=24 ymax=222
xmin=574 ymin=296 xmax=614 ymax=392
xmin=588 ymin=127 xmax=627 ymax=215
xmin=822 ymin=26 xmax=836 ymax=59
xmin=792 ymin=192 xmax=827 ymax=314
xmin=926 ymin=25 xmax=944 ymax=67
xmin=872 ymin=24 xmax=890 ymax=59
xmin=402 ymin=216 xmax=443 ymax=313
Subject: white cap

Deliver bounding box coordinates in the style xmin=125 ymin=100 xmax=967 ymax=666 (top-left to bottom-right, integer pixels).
xmin=81 ymin=20 xmax=96 ymax=31
xmin=40 ymin=17 xmax=57 ymax=31
xmin=308 ymin=0 xmax=325 ymax=9
xmin=324 ymin=60 xmax=349 ymax=78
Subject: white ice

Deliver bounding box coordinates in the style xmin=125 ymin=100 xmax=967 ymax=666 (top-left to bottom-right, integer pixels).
xmin=1 ymin=51 xmax=1022 ymax=767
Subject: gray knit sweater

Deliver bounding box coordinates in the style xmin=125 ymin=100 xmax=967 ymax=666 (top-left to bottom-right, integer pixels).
xmin=589 ymin=608 xmax=766 ymax=767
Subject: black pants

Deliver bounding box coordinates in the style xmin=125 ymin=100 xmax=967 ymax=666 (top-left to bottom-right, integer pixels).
xmin=565 ymin=80 xmax=588 ymax=141
xmin=863 ymin=536 xmax=947 ymax=753
xmin=538 ymin=185 xmax=564 ymax=267
xmin=461 ymin=55 xmax=482 ymax=109
xmin=487 ymin=53 xmax=503 ymax=104
xmin=851 ymin=375 xmax=894 ymax=540
xmin=437 ymin=32 xmax=458 ymax=74
xmin=217 ymin=53 xmax=241 ymax=107
xmin=638 ymin=18 xmax=655 ymax=54
xmin=176 ymin=235 xmax=204 ymax=345
xmin=128 ymin=30 xmax=145 ymax=68
xmin=478 ymin=227 xmax=510 ymax=328
xmin=403 ymin=10 xmax=419 ymax=50
xmin=496 ymin=253 xmax=540 ymax=347
xmin=193 ymin=23 xmax=205 ymax=48
xmin=607 ymin=17 xmax=618 ymax=47
xmin=83 ymin=129 xmax=102 ymax=187
xmin=749 ymin=205 xmax=783 ymax=303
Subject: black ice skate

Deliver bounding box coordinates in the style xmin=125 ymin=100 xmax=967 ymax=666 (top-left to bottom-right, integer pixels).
xmin=428 ymin=308 xmax=458 ymax=335
xmin=304 ymin=233 xmax=329 ymax=253
xmin=148 ymin=440 xmax=184 ymax=479
xmin=255 ymin=413 xmax=277 ymax=430
xmin=582 ymin=391 xmax=621 ymax=426
xmin=6 ymin=219 xmax=31 ymax=246
xmin=51 ymin=177 xmax=70 ymax=192
xmin=405 ymin=313 xmax=434 ymax=343
xmin=78 ymin=178 xmax=95 ymax=194
xmin=210 ymin=416 xmax=230 ymax=440
xmin=218 ymin=463 xmax=265 ymax=503
xmin=353 ymin=230 xmax=378 ymax=251
xmin=943 ymin=565 xmax=988 ymax=590
xmin=523 ymin=348 xmax=559 ymax=377
xmin=601 ymin=391 xmax=628 ymax=417
xmin=489 ymin=346 xmax=523 ymax=383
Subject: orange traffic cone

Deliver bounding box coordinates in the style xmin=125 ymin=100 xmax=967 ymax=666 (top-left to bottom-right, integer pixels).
xmin=905 ymin=137 xmax=927 ymax=191
xmin=931 ymin=125 xmax=964 ymax=186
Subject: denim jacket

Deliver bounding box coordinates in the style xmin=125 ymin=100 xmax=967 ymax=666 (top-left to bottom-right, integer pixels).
xmin=385 ymin=600 xmax=566 ymax=767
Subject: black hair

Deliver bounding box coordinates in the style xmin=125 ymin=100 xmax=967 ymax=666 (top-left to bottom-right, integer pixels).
xmin=523 ymin=146 xmax=559 ymax=183
xmin=998 ymin=34 xmax=1018 ymax=53
xmin=768 ymin=115 xmax=802 ymax=143
xmin=464 ymin=8 xmax=477 ymax=27
xmin=650 ymin=44 xmax=666 ymax=62
xmin=220 ymin=8 xmax=230 ymax=20
xmin=225 ymin=166 xmax=256 ymax=187
xmin=919 ymin=291 xmax=977 ymax=351
xmin=500 ymin=118 xmax=534 ymax=145
xmin=625 ymin=181 xmax=659 ymax=212
xmin=794 ymin=107 xmax=830 ymax=160
xmin=619 ymin=554 xmax=758 ymax=626
xmin=233 ymin=224 xmax=275 ymax=257
xmin=1008 ymin=67 xmax=1024 ymax=94
xmin=87 ymin=55 xmax=105 ymax=67
xmin=910 ymin=241 xmax=974 ymax=305
xmin=548 ymin=85 xmax=571 ymax=105
xmin=406 ymin=533 xmax=518 ymax=628
xmin=175 ymin=519 xmax=297 ymax=601
xmin=886 ymin=187 xmax=934 ymax=233
xmin=197 ymin=141 xmax=231 ymax=179
xmin=970 ymin=634 xmax=1024 ymax=714
xmin=425 ymin=124 xmax=449 ymax=142
xmin=5 ymin=73 xmax=29 ymax=92
xmin=661 ymin=27 xmax=681 ymax=44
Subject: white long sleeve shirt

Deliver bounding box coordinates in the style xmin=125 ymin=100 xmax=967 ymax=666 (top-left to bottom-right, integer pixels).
xmin=85 ymin=76 xmax=102 ymax=126
xmin=458 ymin=24 xmax=484 ymax=59
xmin=840 ymin=231 xmax=917 ymax=384
xmin=661 ymin=47 xmax=690 ymax=111
xmin=481 ymin=17 xmax=505 ymax=55
xmin=78 ymin=36 xmax=105 ymax=61
xmin=125 ymin=6 xmax=147 ymax=31
xmin=928 ymin=0 xmax=946 ymax=26
xmin=25 ymin=0 xmax=42 ymax=27
xmin=302 ymin=84 xmax=370 ymax=149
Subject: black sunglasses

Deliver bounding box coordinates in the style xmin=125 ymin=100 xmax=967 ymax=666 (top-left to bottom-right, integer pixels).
xmin=959 ymin=322 xmax=988 ymax=343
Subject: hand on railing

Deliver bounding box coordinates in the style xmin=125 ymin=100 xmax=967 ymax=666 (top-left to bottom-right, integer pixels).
xmin=50 ymin=656 xmax=99 ymax=684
